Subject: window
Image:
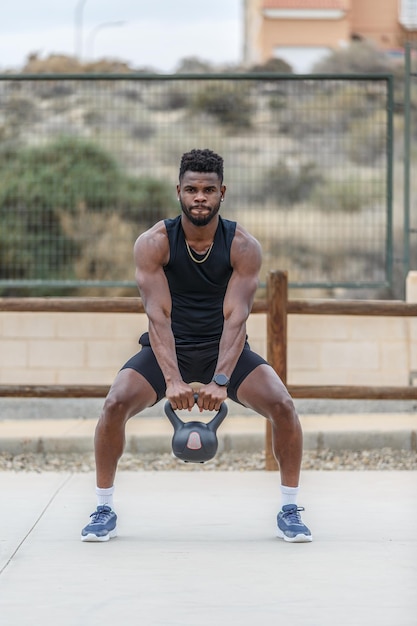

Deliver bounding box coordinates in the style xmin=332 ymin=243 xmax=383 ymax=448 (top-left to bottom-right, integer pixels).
xmin=399 ymin=0 xmax=417 ymax=29
xmin=273 ymin=46 xmax=332 ymax=72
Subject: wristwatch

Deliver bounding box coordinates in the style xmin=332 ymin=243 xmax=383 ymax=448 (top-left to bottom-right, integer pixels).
xmin=212 ymin=373 xmax=230 ymax=387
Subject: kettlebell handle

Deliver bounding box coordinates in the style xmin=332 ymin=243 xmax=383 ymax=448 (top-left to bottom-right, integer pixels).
xmin=189 ymin=394 xmax=228 ymax=423
xmin=164 ymin=394 xmax=228 ymax=430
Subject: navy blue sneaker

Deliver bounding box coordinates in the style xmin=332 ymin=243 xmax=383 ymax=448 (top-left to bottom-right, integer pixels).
xmin=277 ymin=505 xmax=312 ymax=543
xmin=81 ymin=505 xmax=117 ymax=542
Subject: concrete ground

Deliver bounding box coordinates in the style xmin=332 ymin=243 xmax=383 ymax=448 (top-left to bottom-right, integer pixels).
xmin=0 ymin=470 xmax=416 ymax=626
xmin=0 ymin=399 xmax=416 ymax=625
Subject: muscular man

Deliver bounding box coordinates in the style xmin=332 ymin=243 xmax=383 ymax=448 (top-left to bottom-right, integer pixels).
xmin=81 ymin=148 xmax=312 ymax=543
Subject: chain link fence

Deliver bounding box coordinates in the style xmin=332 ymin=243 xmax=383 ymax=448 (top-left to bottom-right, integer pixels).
xmin=404 ymin=44 xmax=417 ymax=282
xmin=0 ymin=74 xmax=393 ymax=296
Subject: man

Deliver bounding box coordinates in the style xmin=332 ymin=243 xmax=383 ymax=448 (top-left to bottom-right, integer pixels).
xmin=81 ymin=148 xmax=312 ymax=543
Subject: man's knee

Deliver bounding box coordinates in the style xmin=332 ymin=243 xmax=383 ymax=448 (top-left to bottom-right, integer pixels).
xmin=101 ymin=392 xmax=131 ymax=423
xmin=269 ymin=394 xmax=298 ymax=425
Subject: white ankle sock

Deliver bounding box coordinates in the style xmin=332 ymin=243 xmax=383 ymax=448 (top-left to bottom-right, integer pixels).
xmin=280 ymin=485 xmax=299 ymax=508
xmin=96 ymin=486 xmax=114 ymax=509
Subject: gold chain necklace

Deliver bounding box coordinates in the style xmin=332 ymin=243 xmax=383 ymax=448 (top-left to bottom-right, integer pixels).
xmin=185 ymin=239 xmax=214 ymax=264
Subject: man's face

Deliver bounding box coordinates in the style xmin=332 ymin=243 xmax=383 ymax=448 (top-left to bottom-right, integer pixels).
xmin=177 ymin=171 xmax=226 ymax=227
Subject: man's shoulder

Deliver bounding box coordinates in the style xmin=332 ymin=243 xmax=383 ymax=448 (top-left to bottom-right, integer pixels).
xmin=134 ymin=220 xmax=168 ymax=250
xmin=234 ymin=222 xmax=260 ymax=245
xmin=231 ymin=224 xmax=262 ymax=261
xmin=134 ymin=220 xmax=171 ymax=267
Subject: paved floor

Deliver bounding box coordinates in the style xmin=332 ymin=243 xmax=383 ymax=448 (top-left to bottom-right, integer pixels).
xmin=0 ymin=470 xmax=416 ymax=626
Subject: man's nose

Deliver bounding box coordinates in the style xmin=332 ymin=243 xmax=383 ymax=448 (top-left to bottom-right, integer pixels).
xmin=194 ymin=190 xmax=206 ymax=202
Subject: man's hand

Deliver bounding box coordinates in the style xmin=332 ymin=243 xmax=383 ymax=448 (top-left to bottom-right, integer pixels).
xmin=196 ymin=383 xmax=228 ymax=412
xmin=165 ymin=381 xmax=195 ymax=411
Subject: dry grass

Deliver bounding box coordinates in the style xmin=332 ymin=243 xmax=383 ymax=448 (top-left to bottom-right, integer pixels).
xmin=2 ymin=72 xmax=415 ymax=296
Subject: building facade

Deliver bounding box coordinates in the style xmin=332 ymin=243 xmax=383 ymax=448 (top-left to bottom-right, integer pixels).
xmin=243 ymin=0 xmax=417 ymax=71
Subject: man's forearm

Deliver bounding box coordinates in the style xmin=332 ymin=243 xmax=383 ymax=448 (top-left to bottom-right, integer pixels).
xmin=214 ymin=319 xmax=247 ymax=376
xmin=148 ymin=320 xmax=182 ymax=384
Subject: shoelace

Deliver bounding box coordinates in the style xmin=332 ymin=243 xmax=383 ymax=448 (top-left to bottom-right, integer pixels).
xmin=90 ymin=507 xmax=112 ymax=524
xmin=283 ymin=506 xmax=305 ymax=525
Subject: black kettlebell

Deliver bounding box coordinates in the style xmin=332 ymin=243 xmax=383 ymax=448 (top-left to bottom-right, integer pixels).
xmin=164 ymin=394 xmax=228 ymax=463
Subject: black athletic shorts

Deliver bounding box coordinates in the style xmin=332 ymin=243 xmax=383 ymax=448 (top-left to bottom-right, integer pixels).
xmin=120 ymin=332 xmax=270 ymax=405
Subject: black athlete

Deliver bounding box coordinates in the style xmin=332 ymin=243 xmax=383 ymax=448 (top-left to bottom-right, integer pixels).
xmin=81 ymin=148 xmax=312 ymax=543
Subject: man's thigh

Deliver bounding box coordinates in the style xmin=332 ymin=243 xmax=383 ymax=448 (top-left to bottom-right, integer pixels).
xmin=120 ymin=347 xmax=166 ymax=403
xmin=236 ymin=363 xmax=293 ymax=417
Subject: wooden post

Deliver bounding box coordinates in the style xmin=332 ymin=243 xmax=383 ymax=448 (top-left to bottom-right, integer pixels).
xmin=265 ymin=270 xmax=288 ymax=471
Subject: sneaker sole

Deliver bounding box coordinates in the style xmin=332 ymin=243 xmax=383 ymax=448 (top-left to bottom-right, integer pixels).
xmin=81 ymin=528 xmax=117 ymax=542
xmin=277 ymin=529 xmax=313 ymax=543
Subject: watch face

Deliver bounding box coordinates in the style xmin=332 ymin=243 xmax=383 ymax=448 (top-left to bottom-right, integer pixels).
xmin=214 ymin=374 xmax=229 ymax=386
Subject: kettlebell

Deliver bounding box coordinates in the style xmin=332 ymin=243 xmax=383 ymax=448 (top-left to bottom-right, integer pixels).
xmin=164 ymin=394 xmax=228 ymax=463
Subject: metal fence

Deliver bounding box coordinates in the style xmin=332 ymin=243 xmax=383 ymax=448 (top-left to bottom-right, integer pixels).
xmin=404 ymin=43 xmax=417 ymax=287
xmin=0 ymin=73 xmax=394 ymax=296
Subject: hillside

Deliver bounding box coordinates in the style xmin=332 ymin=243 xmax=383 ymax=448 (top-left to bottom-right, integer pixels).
xmin=0 ymin=48 xmax=415 ymax=298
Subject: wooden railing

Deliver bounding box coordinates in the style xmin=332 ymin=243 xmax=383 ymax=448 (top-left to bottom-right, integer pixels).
xmin=264 ymin=271 xmax=417 ymax=469
xmin=1 ymin=270 xmax=417 ymax=469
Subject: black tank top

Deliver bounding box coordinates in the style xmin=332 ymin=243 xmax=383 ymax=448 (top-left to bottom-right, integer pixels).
xmin=164 ymin=215 xmax=237 ymax=344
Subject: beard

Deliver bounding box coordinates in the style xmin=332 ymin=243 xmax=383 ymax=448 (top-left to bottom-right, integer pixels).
xmin=179 ymin=198 xmax=221 ymax=227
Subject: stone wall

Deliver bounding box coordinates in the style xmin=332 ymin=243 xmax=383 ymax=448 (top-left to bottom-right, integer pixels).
xmin=1 ymin=272 xmax=416 ymax=388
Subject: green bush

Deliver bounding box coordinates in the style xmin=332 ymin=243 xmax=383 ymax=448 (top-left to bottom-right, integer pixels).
xmin=0 ymin=200 xmax=79 ymax=283
xmin=0 ymin=137 xmax=120 ymax=212
xmin=0 ymin=136 xmax=175 ymax=217
xmin=311 ymin=179 xmax=383 ymax=213
xmin=348 ymin=111 xmax=387 ymax=165
xmin=155 ymin=85 xmax=191 ymax=110
xmin=192 ymin=83 xmax=254 ymax=129
xmin=264 ymin=160 xmax=323 ymax=205
xmin=118 ymin=176 xmax=177 ymax=223
xmin=175 ymin=56 xmax=215 ymax=74
xmin=0 ymin=137 xmax=176 ymax=285
xmin=142 ymin=82 xmax=194 ymax=112
xmin=277 ymin=82 xmax=383 ymax=139
xmin=249 ymin=57 xmax=293 ymax=74
xmin=312 ymin=41 xmax=394 ymax=74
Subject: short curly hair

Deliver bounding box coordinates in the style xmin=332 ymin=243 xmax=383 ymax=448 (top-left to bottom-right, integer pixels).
xmin=179 ymin=148 xmax=224 ymax=183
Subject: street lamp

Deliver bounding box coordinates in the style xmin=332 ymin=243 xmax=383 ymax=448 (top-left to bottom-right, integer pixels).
xmin=87 ymin=21 xmax=126 ymax=59
xmin=74 ymin=0 xmax=88 ymax=60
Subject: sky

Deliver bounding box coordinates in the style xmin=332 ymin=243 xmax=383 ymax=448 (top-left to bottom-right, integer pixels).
xmin=0 ymin=0 xmax=243 ymax=73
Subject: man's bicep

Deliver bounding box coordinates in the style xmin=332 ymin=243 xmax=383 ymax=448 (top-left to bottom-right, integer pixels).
xmin=136 ymin=272 xmax=172 ymax=331
xmin=232 ymin=235 xmax=262 ymax=290
xmin=224 ymin=236 xmax=262 ymax=319
xmin=224 ymin=270 xmax=258 ymax=318
xmin=134 ymin=235 xmax=171 ymax=316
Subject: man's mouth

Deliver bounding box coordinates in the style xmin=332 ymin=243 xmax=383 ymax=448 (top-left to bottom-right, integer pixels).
xmin=191 ymin=206 xmax=209 ymax=213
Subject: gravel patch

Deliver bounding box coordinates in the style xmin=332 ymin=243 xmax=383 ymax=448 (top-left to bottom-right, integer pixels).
xmin=0 ymin=448 xmax=416 ymax=472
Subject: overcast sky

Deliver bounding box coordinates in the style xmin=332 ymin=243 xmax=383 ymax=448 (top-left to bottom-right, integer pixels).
xmin=0 ymin=0 xmax=243 ymax=72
